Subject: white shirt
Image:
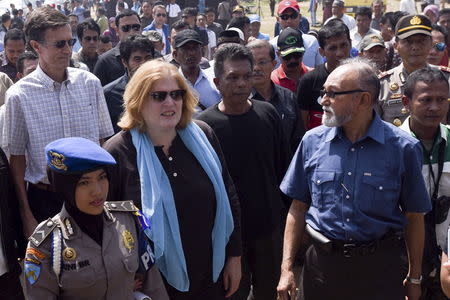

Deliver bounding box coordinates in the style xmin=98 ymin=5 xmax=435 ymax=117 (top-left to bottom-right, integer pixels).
xmin=155 ymin=28 xmax=167 ymax=55
xmin=179 ymin=67 xmax=220 ymax=109
xmin=166 ymin=4 xmax=181 ymax=18
xmin=324 ymin=14 xmax=356 ymax=31
xmin=2 ymin=65 xmax=113 ymax=184
xmin=399 ymin=0 xmax=417 ymax=15
xmin=350 ymin=27 xmax=381 ymax=49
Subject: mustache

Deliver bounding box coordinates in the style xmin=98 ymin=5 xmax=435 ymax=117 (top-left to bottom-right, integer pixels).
xmin=287 ymin=62 xmax=300 ymax=68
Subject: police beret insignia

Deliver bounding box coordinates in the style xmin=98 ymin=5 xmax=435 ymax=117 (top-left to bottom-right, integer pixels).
xmin=49 ymin=151 xmax=68 ymax=171
xmin=410 ymin=16 xmax=421 ymax=25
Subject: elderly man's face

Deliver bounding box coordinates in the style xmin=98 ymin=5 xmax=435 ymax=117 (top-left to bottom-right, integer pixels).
xmin=361 ymin=45 xmax=386 ymax=71
xmin=320 ymin=66 xmax=364 ymax=127
xmin=250 ymin=46 xmax=276 ymax=86
xmin=174 ymin=41 xmax=202 ymax=69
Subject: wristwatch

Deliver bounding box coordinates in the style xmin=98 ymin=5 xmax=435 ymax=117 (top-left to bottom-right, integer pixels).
xmin=406 ymin=275 xmax=423 ymax=285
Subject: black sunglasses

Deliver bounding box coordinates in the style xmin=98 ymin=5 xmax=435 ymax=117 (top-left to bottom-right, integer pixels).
xmin=121 ymin=24 xmax=141 ymax=32
xmin=41 ymin=38 xmax=77 ymax=48
xmin=151 ymin=90 xmax=186 ymax=102
xmin=279 ymin=12 xmax=299 ymax=20
xmin=84 ymin=36 xmax=98 ymax=42
xmin=156 ymin=13 xmax=167 ymax=17
xmin=319 ymin=89 xmax=365 ymax=98
xmin=283 ymin=52 xmax=303 ymax=60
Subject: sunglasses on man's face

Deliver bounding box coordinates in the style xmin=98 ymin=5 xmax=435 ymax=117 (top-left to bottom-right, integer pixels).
xmin=41 ymin=38 xmax=77 ymax=48
xmin=434 ymin=42 xmax=446 ymax=52
xmin=150 ymin=90 xmax=186 ymax=102
xmin=121 ymin=23 xmax=141 ymax=32
xmin=282 ymin=52 xmax=303 ymax=60
xmin=156 ymin=13 xmax=167 ymax=17
xmin=279 ymin=12 xmax=299 ymax=20
xmin=83 ymin=36 xmax=98 ymax=42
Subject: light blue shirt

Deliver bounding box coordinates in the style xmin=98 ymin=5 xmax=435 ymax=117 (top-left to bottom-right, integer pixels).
xmin=180 ymin=67 xmax=220 ymax=109
xmin=256 ymin=32 xmax=270 ymax=41
xmin=281 ymin=113 xmax=431 ymax=241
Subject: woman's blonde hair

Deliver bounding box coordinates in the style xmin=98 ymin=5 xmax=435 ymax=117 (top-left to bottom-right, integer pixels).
xmin=118 ymin=60 xmax=198 ymax=132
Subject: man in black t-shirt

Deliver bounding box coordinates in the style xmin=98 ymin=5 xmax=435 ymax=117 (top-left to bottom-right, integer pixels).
xmin=198 ymin=44 xmax=291 ymax=300
xmin=297 ymin=19 xmax=351 ymax=130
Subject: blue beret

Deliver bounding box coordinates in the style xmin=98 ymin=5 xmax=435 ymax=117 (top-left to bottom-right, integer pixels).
xmin=45 ymin=137 xmax=116 ymax=174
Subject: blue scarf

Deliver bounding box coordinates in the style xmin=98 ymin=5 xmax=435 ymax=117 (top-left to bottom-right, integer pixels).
xmin=131 ymin=122 xmax=234 ymax=291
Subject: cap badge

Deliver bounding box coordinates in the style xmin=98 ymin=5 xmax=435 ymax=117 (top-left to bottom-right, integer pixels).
xmin=410 ymin=16 xmax=421 ymax=25
xmin=122 ymin=229 xmax=135 ymax=252
xmin=285 ymin=36 xmax=298 ymax=45
xmin=371 ymin=36 xmax=380 ymax=42
xmin=49 ymin=151 xmax=68 ymax=171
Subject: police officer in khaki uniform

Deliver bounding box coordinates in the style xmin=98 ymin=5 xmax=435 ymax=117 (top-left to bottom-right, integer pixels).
xmin=378 ymin=14 xmax=450 ymax=127
xmin=24 ymin=137 xmax=169 ymax=300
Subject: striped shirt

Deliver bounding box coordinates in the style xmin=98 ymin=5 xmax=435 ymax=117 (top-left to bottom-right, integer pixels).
xmin=2 ymin=64 xmax=113 ymax=184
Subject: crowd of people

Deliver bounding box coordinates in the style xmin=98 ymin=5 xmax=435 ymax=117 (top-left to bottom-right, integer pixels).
xmin=0 ymin=0 xmax=450 ymax=299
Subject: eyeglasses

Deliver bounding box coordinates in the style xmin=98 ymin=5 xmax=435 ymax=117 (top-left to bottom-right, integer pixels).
xmin=434 ymin=42 xmax=446 ymax=52
xmin=282 ymin=52 xmax=303 ymax=60
xmin=279 ymin=12 xmax=299 ymax=20
xmin=156 ymin=13 xmax=167 ymax=17
xmin=319 ymin=89 xmax=365 ymax=98
xmin=41 ymin=38 xmax=77 ymax=48
xmin=83 ymin=36 xmax=98 ymax=42
xmin=151 ymin=90 xmax=186 ymax=102
xmin=121 ymin=24 xmax=141 ymax=32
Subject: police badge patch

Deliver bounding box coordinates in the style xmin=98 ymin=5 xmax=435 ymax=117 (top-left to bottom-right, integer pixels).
xmin=25 ymin=261 xmax=41 ymax=285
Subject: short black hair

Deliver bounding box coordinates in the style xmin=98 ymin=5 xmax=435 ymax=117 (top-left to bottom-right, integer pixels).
xmin=432 ymin=24 xmax=448 ymax=45
xmin=12 ymin=9 xmax=18 ymax=16
xmin=16 ymin=51 xmax=38 ymax=74
xmin=82 ymin=10 xmax=91 ymax=19
xmin=116 ymin=9 xmax=140 ymax=27
xmin=392 ymin=11 xmax=408 ymax=29
xmin=214 ymin=43 xmax=253 ymax=78
xmin=172 ymin=20 xmax=189 ymax=31
xmin=4 ymin=28 xmax=26 ymax=46
xmin=119 ymin=34 xmax=155 ymax=62
xmin=227 ymin=16 xmax=250 ymax=31
xmin=182 ymin=7 xmax=198 ymax=16
xmin=380 ymin=11 xmax=394 ymax=27
xmin=440 ymin=8 xmax=450 ymax=17
xmin=99 ymin=34 xmax=111 ymax=43
xmin=404 ymin=67 xmax=449 ymax=99
xmin=355 ymin=6 xmax=372 ymax=19
xmin=205 ymin=7 xmax=216 ymax=14
xmin=1 ymin=14 xmax=11 ymax=24
xmin=77 ymin=19 xmax=100 ymax=41
xmin=318 ymin=19 xmax=351 ymax=48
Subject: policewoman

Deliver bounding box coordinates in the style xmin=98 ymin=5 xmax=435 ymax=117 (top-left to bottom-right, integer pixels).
xmin=24 ymin=137 xmax=169 ymax=300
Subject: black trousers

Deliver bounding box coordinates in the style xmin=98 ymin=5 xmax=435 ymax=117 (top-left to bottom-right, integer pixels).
xmin=0 ymin=267 xmax=24 ymax=300
xmin=230 ymin=229 xmax=282 ymax=300
xmin=301 ymin=238 xmax=405 ymax=300
xmin=163 ymin=274 xmax=225 ymax=300
xmin=27 ymin=184 xmax=63 ymax=222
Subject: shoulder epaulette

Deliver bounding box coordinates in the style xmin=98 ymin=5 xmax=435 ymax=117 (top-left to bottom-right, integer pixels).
xmin=104 ymin=200 xmax=138 ymax=212
xmin=29 ymin=218 xmax=58 ymax=247
xmin=439 ymin=65 xmax=450 ymax=73
xmin=378 ymin=69 xmax=394 ymax=79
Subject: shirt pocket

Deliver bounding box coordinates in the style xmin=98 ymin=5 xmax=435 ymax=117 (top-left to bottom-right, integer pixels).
xmin=359 ymin=175 xmax=400 ymax=217
xmin=122 ymin=255 xmax=139 ymax=273
xmin=311 ymin=171 xmax=336 ymax=210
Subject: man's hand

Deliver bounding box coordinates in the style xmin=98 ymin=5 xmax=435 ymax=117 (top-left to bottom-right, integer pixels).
xmin=277 ymin=269 xmax=297 ymax=300
xmin=22 ymin=213 xmax=38 ymax=238
xmin=403 ymin=279 xmax=421 ymax=300
xmin=223 ymin=256 xmax=241 ymax=298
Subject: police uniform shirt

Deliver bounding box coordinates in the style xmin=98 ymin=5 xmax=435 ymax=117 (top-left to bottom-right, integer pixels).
xmin=280 ymin=113 xmax=431 ymax=241
xmin=378 ymin=63 xmax=450 ymax=126
xmin=24 ymin=204 xmax=167 ymax=300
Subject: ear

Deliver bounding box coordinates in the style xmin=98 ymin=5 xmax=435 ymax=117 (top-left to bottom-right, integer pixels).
xmin=172 ymin=49 xmax=178 ymax=59
xmin=213 ymin=77 xmax=220 ymax=89
xmin=318 ymin=47 xmax=325 ymax=57
xmin=401 ymin=95 xmax=410 ymax=111
xmin=393 ymin=40 xmax=398 ymax=51
xmin=121 ymin=58 xmax=128 ymax=69
xmin=29 ymin=40 xmax=41 ymax=55
xmin=358 ymin=91 xmax=373 ymax=110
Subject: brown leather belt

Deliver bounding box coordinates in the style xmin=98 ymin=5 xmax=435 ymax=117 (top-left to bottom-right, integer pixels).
xmin=29 ymin=182 xmax=54 ymax=192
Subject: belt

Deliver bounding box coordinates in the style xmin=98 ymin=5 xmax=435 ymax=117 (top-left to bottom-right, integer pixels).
xmin=30 ymin=182 xmax=54 ymax=192
xmin=307 ymin=224 xmax=402 ymax=258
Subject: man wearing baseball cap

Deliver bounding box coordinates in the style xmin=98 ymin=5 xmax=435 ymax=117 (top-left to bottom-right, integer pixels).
xmin=359 ymin=33 xmax=386 ymax=72
xmin=173 ymin=29 xmax=220 ymax=111
xmin=271 ymin=27 xmax=311 ymax=92
xmin=324 ymin=0 xmax=356 ymax=31
xmin=270 ymin=0 xmax=323 ymax=68
xmin=378 ymin=14 xmax=450 ymax=126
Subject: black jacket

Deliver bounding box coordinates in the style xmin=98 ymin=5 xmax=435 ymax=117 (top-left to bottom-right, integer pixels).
xmin=0 ymin=147 xmax=25 ymax=272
